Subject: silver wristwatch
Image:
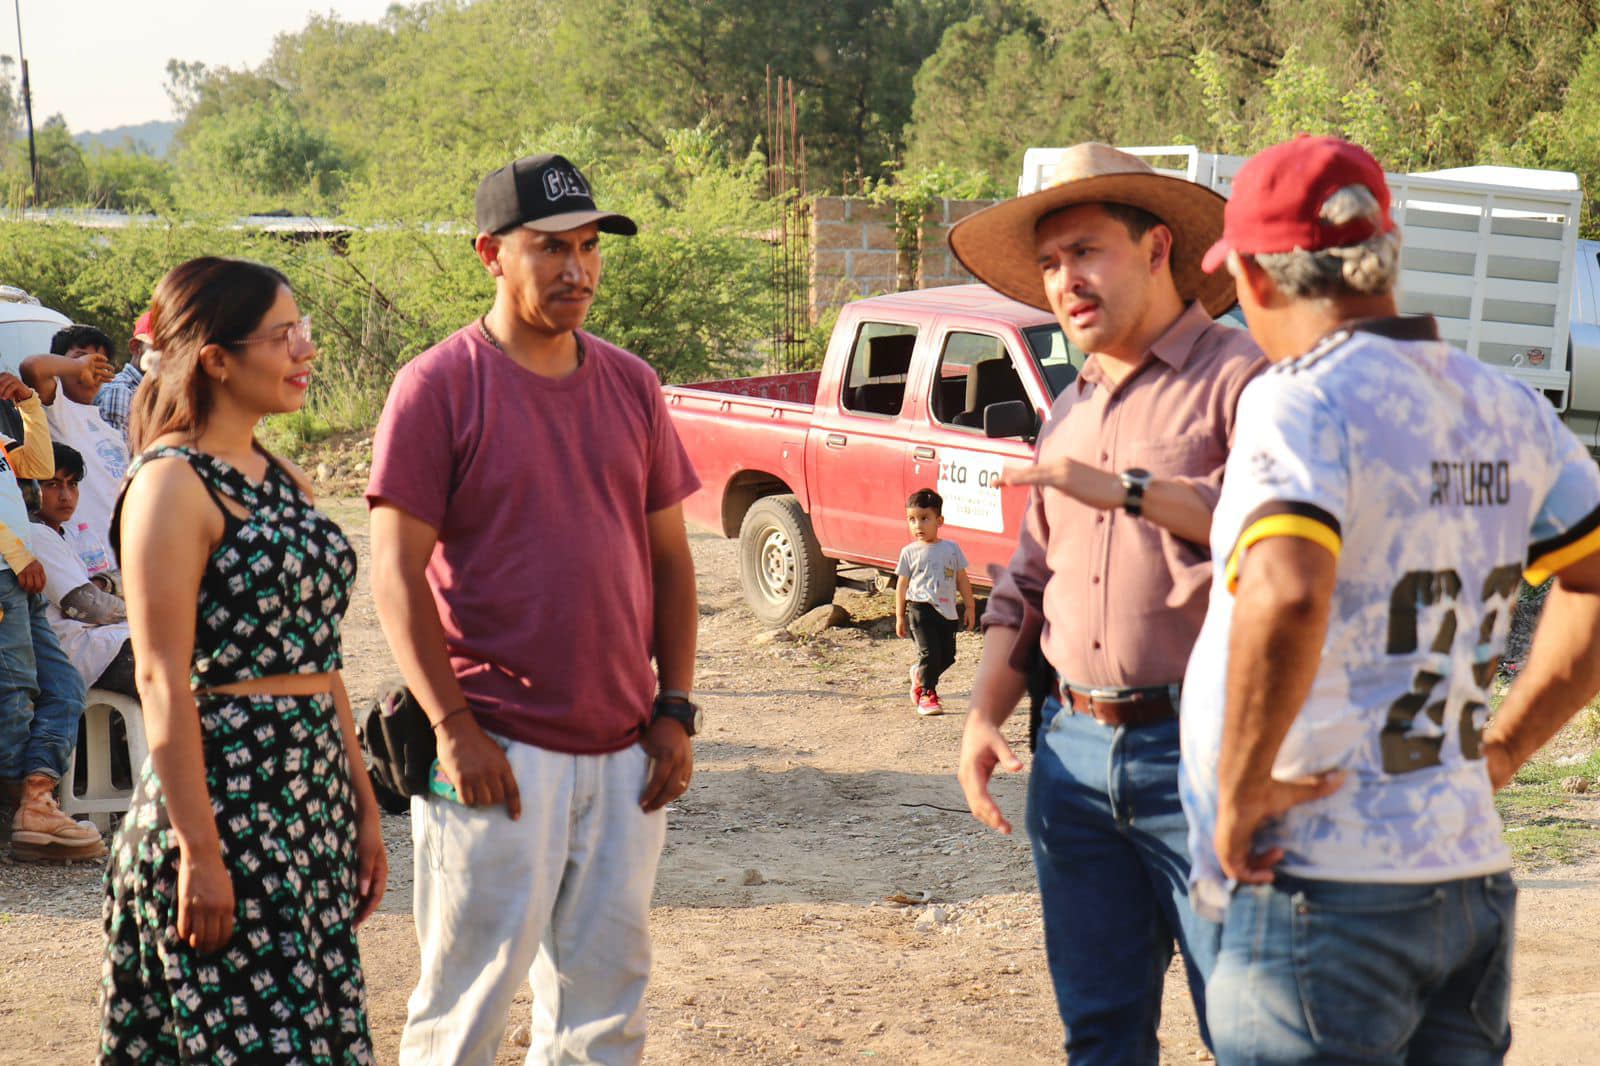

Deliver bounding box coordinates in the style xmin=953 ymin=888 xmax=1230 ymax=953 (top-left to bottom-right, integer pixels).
xmin=1119 ymin=467 xmax=1153 ymax=517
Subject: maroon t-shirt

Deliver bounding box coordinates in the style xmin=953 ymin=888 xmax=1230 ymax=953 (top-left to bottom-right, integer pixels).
xmin=366 ymin=325 xmax=700 ymax=754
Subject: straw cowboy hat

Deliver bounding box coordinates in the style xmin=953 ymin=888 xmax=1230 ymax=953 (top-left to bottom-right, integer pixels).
xmin=948 ymin=143 xmax=1237 ymax=317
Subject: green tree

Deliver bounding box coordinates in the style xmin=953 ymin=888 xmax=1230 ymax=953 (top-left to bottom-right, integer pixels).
xmin=0 ymin=56 xmax=18 ymax=145
xmin=86 ymin=150 xmax=175 ymax=214
xmin=545 ymin=0 xmax=968 ymax=187
xmin=173 ymin=95 xmax=347 ymax=215
xmin=1502 ymin=27 xmax=1600 ymax=237
xmin=902 ymin=5 xmax=1068 ymax=184
xmin=1 ymin=115 xmax=92 ymax=207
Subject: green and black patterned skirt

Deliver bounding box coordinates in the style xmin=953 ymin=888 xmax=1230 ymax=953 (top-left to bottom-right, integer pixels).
xmin=98 ymin=692 xmax=374 ymax=1064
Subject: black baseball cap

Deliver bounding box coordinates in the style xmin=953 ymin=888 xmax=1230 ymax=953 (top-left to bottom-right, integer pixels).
xmin=474 ymin=153 xmax=638 ymax=237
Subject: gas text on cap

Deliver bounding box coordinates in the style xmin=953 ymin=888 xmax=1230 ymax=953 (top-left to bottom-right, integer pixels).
xmin=543 ymin=167 xmax=590 ymax=201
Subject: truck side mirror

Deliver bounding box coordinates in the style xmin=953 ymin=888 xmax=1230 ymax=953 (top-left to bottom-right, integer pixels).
xmin=984 ymin=400 xmax=1037 ymax=442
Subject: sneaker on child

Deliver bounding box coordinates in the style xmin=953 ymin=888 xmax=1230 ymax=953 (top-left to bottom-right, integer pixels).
xmin=917 ymin=691 xmax=944 ymax=717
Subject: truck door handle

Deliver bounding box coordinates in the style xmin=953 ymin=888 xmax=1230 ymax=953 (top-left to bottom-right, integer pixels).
xmin=825 ymin=433 xmax=847 ymax=449
xmin=913 ymin=446 xmax=936 ymax=461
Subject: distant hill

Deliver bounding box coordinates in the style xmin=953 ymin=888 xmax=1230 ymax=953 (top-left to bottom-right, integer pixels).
xmin=75 ymin=120 xmax=179 ymax=157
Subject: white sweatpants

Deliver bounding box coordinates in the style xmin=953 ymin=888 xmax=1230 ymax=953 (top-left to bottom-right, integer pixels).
xmin=399 ymin=739 xmax=667 ymax=1066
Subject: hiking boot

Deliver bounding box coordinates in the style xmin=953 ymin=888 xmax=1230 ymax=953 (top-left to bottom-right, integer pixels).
xmin=11 ymin=773 xmax=106 ymax=862
xmin=909 ymin=665 xmax=923 ymax=708
xmin=917 ymin=691 xmax=944 ymax=717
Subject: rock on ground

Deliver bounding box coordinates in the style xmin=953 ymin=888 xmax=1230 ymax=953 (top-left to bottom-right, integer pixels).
xmin=788 ymin=603 xmax=850 ymax=637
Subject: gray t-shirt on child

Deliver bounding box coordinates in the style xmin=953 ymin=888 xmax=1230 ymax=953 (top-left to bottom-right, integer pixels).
xmin=896 ymin=539 xmax=969 ymax=621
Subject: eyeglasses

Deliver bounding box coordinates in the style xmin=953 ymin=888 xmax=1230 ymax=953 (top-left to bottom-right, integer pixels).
xmin=231 ymin=315 xmax=313 ymax=352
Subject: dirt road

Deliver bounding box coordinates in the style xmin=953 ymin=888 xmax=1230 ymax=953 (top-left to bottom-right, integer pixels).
xmin=1 ymin=505 xmax=1597 ymax=1063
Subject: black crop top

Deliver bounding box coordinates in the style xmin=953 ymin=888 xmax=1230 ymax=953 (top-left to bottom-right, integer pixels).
xmin=116 ymin=446 xmax=357 ymax=689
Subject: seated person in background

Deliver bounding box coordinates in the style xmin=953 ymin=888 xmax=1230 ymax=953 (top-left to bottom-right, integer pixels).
xmin=0 ymin=375 xmax=102 ymax=861
xmin=95 ymin=311 xmax=154 ymax=447
xmin=19 ymin=326 xmax=123 ymax=546
xmin=26 ymin=443 xmax=132 ymax=697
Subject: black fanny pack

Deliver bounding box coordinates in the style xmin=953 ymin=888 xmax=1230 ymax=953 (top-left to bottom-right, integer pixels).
xmin=358 ymin=681 xmax=436 ymax=797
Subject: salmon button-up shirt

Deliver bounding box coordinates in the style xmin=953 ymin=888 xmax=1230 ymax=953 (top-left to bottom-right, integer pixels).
xmin=985 ymin=301 xmax=1265 ymax=690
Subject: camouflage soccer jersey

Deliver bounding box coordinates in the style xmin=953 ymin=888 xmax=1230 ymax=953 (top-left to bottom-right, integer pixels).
xmin=1180 ymin=317 xmax=1600 ymax=921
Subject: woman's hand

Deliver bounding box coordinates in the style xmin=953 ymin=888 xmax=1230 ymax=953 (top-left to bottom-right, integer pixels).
xmin=353 ymin=809 xmax=388 ymax=925
xmin=177 ymin=849 xmax=235 ymax=953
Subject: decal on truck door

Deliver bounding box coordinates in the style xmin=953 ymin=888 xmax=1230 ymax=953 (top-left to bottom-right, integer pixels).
xmin=937 ymin=448 xmax=1005 ymax=533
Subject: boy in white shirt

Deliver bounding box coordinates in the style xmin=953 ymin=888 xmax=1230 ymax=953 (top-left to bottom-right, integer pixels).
xmin=18 ymin=326 xmax=122 ymax=546
xmin=27 ymin=442 xmax=131 ymax=695
xmin=895 ymin=488 xmax=976 ymax=716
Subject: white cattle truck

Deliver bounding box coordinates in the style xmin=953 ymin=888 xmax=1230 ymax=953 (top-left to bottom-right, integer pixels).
xmin=1021 ymin=146 xmax=1600 ymax=449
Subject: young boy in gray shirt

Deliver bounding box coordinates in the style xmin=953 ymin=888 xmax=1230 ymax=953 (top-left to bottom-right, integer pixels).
xmin=895 ymin=488 xmax=975 ymax=716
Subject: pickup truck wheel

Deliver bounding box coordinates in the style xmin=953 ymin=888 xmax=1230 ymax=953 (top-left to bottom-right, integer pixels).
xmin=739 ymin=494 xmax=836 ymax=627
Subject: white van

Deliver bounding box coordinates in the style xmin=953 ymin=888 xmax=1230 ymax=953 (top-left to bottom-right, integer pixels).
xmin=0 ymin=286 xmax=69 ymax=442
xmin=0 ymin=286 xmax=70 ymax=373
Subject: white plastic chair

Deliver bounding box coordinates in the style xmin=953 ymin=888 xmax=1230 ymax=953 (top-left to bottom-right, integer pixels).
xmin=61 ymin=688 xmax=147 ymax=832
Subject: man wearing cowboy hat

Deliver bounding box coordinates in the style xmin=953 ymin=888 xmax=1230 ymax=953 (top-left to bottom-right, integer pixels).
xmin=1183 ymin=135 xmax=1600 ymax=1063
xmin=951 ymin=143 xmax=1265 ymax=1060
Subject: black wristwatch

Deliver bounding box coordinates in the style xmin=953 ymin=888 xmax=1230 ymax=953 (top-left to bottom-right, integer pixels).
xmin=653 ymin=691 xmax=703 ymax=737
xmin=1119 ymin=467 xmax=1153 ymax=517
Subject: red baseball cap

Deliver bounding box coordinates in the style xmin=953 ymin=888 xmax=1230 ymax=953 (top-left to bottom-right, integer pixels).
xmin=1201 ymin=135 xmax=1394 ymax=274
xmin=131 ymin=310 xmax=153 ymax=344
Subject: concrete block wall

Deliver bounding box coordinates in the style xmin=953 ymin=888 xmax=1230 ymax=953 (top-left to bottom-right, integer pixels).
xmin=809 ymin=197 xmax=907 ymax=318
xmin=809 ymin=196 xmax=1002 ymax=322
xmin=917 ymin=198 xmax=999 ymax=290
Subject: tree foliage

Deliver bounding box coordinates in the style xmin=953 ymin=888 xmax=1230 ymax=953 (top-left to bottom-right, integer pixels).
xmin=10 ymin=0 xmax=1600 ymax=221
xmin=903 ymin=0 xmax=1600 ymax=220
xmin=172 ymin=94 xmax=347 ymax=215
xmin=6 ymin=0 xmax=1600 ymax=436
xmin=544 ymin=0 xmax=966 ymax=186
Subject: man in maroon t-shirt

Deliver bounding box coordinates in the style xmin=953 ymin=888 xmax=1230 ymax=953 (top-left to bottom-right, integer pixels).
xmin=368 ymin=153 xmax=702 ymax=1065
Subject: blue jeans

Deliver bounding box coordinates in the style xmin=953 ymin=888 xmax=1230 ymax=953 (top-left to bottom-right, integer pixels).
xmin=1207 ymin=872 xmax=1516 ymax=1065
xmin=1026 ymin=695 xmax=1221 ymax=1063
xmin=0 ymin=571 xmax=87 ymax=781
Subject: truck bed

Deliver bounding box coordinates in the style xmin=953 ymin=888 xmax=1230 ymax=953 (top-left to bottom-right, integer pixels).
xmin=668 ymin=371 xmax=820 ymax=406
xmin=664 ymin=372 xmax=820 ymax=535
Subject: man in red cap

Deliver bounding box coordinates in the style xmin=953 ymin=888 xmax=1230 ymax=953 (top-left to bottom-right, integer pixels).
xmin=95 ymin=310 xmax=153 ymax=446
xmin=1181 ymin=134 xmax=1600 ymax=1062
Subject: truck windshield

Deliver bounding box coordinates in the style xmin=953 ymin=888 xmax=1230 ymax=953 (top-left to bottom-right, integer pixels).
xmin=1022 ymin=325 xmax=1083 ymax=399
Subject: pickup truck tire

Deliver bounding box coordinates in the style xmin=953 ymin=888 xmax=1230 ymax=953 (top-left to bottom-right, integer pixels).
xmin=739 ymin=494 xmax=836 ymax=627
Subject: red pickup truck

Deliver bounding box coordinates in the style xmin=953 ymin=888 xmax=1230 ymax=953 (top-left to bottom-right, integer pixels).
xmin=665 ymin=284 xmax=1084 ymax=625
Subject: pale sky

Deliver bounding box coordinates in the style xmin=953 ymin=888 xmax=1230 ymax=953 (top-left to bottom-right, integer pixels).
xmin=7 ymin=0 xmax=401 ymax=133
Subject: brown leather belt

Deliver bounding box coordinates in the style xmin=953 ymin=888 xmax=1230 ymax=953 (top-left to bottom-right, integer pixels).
xmin=1063 ymin=684 xmax=1180 ymax=728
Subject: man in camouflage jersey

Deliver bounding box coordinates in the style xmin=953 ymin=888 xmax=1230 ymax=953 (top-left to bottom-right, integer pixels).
xmin=1181 ymin=135 xmax=1600 ymax=1063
